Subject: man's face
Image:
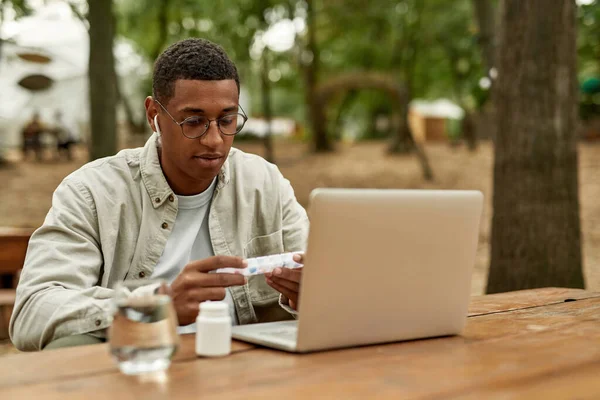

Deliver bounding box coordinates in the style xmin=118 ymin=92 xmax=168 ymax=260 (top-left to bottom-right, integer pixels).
xmin=145 ymin=79 xmax=239 ymax=194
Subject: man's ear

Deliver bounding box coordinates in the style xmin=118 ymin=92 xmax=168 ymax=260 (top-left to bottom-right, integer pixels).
xmin=144 ymin=96 xmax=158 ymax=132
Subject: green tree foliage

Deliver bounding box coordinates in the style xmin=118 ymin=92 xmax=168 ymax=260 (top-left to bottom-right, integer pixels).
xmin=577 ymin=0 xmax=600 ymax=121
xmin=113 ymin=0 xmax=596 ymax=142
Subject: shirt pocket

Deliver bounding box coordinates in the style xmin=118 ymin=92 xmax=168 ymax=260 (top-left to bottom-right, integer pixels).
xmin=244 ymin=230 xmax=284 ymax=304
xmin=243 ymin=230 xmax=284 ymax=259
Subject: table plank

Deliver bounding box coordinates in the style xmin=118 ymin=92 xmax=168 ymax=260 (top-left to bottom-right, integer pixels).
xmin=464 ymin=294 xmax=600 ymax=341
xmin=0 ymin=334 xmax=253 ymax=388
xmin=3 ymin=293 xmax=599 ymax=399
xmin=451 ymin=360 xmax=600 ymax=400
xmin=467 ymin=287 xmax=600 ymax=316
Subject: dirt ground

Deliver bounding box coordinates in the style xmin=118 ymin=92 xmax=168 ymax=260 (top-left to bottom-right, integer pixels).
xmin=1 ymin=138 xmax=599 ymax=355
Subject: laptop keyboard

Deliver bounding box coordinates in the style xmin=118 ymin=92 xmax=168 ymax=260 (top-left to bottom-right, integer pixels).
xmin=259 ymin=327 xmax=298 ymax=342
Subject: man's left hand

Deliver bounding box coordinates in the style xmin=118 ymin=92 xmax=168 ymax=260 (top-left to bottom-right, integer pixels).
xmin=265 ymin=253 xmax=303 ymax=310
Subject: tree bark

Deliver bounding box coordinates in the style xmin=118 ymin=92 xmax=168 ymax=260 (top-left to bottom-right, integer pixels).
xmin=304 ymin=0 xmax=332 ymax=153
xmin=114 ymin=70 xmax=145 ymax=135
xmin=388 ymin=0 xmax=424 ymax=156
xmin=472 ymin=0 xmax=497 ymax=145
xmin=462 ymin=112 xmax=477 ymax=151
xmin=472 ymin=0 xmax=496 ymax=73
xmin=487 ymin=0 xmax=584 ymax=293
xmin=441 ymin=41 xmax=479 ymax=151
xmin=150 ymin=0 xmax=169 ymax=61
xmin=260 ymin=49 xmax=274 ymax=163
xmin=387 ymin=85 xmax=415 ymax=154
xmin=388 ymin=90 xmax=434 ymax=181
xmin=331 ymin=89 xmax=357 ymax=141
xmin=110 ymin=7 xmax=144 ymax=137
xmin=88 ymin=0 xmax=117 ymax=160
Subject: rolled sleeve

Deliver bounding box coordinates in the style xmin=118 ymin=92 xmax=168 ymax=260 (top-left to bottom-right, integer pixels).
xmin=278 ymin=295 xmax=299 ymax=318
xmin=10 ymin=178 xmax=113 ymax=351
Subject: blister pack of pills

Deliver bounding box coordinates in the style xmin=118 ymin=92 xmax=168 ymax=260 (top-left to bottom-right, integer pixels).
xmin=216 ymin=252 xmax=304 ymax=277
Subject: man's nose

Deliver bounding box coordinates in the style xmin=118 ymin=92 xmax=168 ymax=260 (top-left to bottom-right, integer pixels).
xmin=200 ymin=120 xmax=223 ymax=147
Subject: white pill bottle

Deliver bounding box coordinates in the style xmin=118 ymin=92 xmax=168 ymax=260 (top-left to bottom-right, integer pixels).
xmin=195 ymin=301 xmax=231 ymax=357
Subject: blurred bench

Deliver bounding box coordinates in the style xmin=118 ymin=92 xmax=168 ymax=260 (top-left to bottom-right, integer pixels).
xmin=0 ymin=290 xmax=17 ymax=341
xmin=0 ymin=227 xmax=33 ymax=340
xmin=0 ymin=227 xmax=32 ymax=278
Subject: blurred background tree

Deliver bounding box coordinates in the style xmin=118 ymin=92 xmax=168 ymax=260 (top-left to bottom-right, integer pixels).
xmin=112 ymin=0 xmax=491 ymax=164
xmin=88 ymin=0 xmax=117 ymax=160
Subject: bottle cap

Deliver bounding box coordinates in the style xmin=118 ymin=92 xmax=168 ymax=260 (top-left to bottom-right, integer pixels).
xmin=199 ymin=301 xmax=229 ymax=318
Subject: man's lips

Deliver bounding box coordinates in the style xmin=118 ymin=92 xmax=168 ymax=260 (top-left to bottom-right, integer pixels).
xmin=193 ymin=154 xmax=223 ymax=159
xmin=192 ymin=154 xmax=224 ymax=167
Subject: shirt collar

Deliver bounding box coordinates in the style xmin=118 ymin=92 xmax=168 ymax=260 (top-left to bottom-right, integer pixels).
xmin=139 ymin=132 xmax=231 ymax=208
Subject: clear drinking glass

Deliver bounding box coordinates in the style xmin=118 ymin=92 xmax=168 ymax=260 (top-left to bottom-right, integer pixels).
xmin=108 ymin=279 xmax=180 ymax=375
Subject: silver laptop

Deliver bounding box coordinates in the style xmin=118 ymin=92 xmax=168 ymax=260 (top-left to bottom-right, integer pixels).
xmin=232 ymin=188 xmax=484 ymax=353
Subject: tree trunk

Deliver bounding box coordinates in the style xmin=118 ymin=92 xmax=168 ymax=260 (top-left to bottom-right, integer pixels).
xmin=487 ymin=0 xmax=584 ymax=293
xmin=111 ymin=8 xmax=144 ymax=137
xmin=388 ymin=0 xmax=424 ymax=156
xmin=442 ymin=42 xmax=479 ymax=151
xmin=472 ymin=0 xmax=497 ymax=145
xmin=305 ymin=0 xmax=332 ymax=153
xmin=472 ymin=0 xmax=496 ymax=73
xmin=151 ymin=0 xmax=169 ymax=61
xmin=88 ymin=0 xmax=117 ymax=160
xmin=331 ymin=89 xmax=357 ymax=141
xmin=387 ymin=87 xmax=433 ymax=181
xmin=387 ymin=85 xmax=415 ymax=154
xmin=260 ymin=49 xmax=274 ymax=163
xmin=388 ymin=112 xmax=434 ymax=181
xmin=114 ymin=71 xmax=145 ymax=135
xmin=462 ymin=111 xmax=477 ymax=151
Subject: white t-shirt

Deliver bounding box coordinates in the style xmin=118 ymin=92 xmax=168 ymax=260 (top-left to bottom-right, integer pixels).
xmin=151 ymin=178 xmax=238 ymax=333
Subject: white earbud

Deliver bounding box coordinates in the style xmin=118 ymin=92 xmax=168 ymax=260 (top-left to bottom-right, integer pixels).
xmin=154 ymin=115 xmax=161 ymax=135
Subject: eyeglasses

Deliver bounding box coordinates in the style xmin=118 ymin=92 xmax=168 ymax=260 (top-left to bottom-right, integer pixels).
xmin=154 ymin=99 xmax=248 ymax=139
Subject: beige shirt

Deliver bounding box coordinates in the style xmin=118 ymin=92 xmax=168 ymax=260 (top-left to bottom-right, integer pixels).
xmin=10 ymin=133 xmax=309 ymax=351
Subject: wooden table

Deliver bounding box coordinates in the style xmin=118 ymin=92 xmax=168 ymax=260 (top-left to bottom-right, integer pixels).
xmin=1 ymin=287 xmax=599 ymax=399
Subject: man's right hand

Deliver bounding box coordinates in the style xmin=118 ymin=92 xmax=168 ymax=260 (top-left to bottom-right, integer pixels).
xmin=170 ymin=256 xmax=247 ymax=325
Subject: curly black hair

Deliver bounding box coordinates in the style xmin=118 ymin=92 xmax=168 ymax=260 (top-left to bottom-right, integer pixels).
xmin=152 ymin=38 xmax=240 ymax=104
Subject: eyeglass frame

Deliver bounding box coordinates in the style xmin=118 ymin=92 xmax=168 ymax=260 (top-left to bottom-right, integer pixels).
xmin=154 ymin=98 xmax=248 ymax=139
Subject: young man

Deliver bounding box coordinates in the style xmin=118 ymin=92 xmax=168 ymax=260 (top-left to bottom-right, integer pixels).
xmin=10 ymin=38 xmax=308 ymax=351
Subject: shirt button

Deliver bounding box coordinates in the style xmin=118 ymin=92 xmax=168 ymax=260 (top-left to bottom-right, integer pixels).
xmin=155 ymin=197 xmax=160 ymax=203
xmin=168 ymin=194 xmax=174 ymax=202
xmin=161 ymin=222 xmax=168 ymax=229
xmin=138 ymin=271 xmax=146 ymax=278
xmin=95 ymin=319 xmax=101 ymax=327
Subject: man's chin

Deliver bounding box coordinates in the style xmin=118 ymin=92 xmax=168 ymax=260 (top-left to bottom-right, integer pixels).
xmin=187 ymin=157 xmax=224 ymax=183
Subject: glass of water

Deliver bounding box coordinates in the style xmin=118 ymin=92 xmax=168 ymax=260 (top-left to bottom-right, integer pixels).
xmin=108 ymin=279 xmax=180 ymax=375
